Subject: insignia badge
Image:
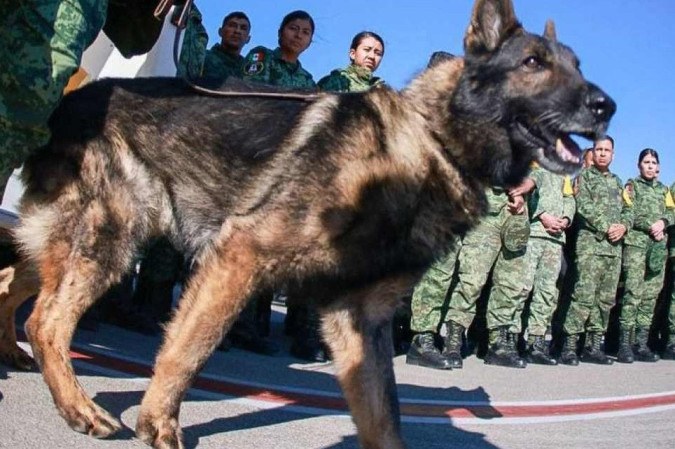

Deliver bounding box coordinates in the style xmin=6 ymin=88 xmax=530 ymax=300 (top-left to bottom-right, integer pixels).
xmin=245 ymin=62 xmax=264 ymax=74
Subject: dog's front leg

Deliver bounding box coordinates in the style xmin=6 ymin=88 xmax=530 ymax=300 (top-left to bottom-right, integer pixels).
xmin=136 ymin=230 xmax=259 ymax=449
xmin=321 ymin=283 xmax=408 ymax=449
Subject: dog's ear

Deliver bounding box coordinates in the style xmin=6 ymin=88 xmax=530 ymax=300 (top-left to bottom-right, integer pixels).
xmin=464 ymin=0 xmax=523 ymax=56
xmin=543 ymin=20 xmax=557 ymax=42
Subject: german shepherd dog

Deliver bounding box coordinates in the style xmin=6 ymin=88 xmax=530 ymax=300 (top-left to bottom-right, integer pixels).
xmin=0 ymin=0 xmax=614 ymax=447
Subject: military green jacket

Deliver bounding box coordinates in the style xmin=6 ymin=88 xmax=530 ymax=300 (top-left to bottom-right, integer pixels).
xmin=175 ymin=5 xmax=208 ymax=78
xmin=623 ymin=176 xmax=673 ymax=248
xmin=669 ymin=182 xmax=675 ymax=258
xmin=242 ymin=46 xmax=316 ymax=88
xmin=317 ymin=64 xmax=384 ymax=93
xmin=528 ymin=166 xmax=575 ymax=243
xmin=202 ymin=44 xmax=245 ymax=81
xmin=574 ymin=166 xmax=633 ymax=256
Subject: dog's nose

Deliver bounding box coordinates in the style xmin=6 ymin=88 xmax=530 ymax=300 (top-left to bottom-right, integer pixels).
xmin=586 ymin=84 xmax=616 ymax=122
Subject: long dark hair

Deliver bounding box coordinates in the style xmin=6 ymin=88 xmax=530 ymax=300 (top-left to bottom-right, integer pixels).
xmin=278 ymin=10 xmax=315 ymax=36
xmin=638 ymin=147 xmax=659 ymax=164
xmin=349 ymin=31 xmax=385 ymax=54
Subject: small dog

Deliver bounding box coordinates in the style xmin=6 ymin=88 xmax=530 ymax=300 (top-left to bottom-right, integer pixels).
xmin=0 ymin=0 xmax=614 ymax=447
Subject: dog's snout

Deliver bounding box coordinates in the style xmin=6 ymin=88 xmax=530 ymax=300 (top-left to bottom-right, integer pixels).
xmin=585 ymin=84 xmax=616 ymax=122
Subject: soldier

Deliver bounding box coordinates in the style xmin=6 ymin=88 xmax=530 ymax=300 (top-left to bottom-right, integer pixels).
xmin=664 ymin=181 xmax=675 ymax=360
xmin=0 ymin=0 xmax=108 ymax=198
xmin=201 ymin=11 xmax=251 ymax=81
xmin=405 ymin=240 xmax=461 ymax=370
xmin=242 ymin=10 xmax=316 ymax=89
xmin=317 ymin=31 xmax=386 ymax=92
xmin=616 ymin=149 xmax=673 ymax=362
xmin=442 ymin=186 xmax=531 ymax=369
xmin=560 ymin=136 xmax=633 ymax=366
xmin=511 ymin=164 xmax=575 ymax=365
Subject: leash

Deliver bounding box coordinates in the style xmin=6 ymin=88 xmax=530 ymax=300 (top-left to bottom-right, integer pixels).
xmin=156 ymin=0 xmax=319 ymax=102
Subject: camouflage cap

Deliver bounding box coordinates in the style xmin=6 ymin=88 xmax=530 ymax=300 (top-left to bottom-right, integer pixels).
xmin=646 ymin=239 xmax=667 ymax=276
xmin=501 ymin=213 xmax=530 ymax=253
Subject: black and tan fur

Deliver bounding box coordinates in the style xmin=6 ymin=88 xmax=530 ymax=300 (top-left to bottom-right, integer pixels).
xmin=0 ymin=1 xmax=615 ymax=448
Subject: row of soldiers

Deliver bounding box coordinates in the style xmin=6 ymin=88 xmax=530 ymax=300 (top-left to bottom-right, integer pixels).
xmin=405 ymin=137 xmax=675 ymax=370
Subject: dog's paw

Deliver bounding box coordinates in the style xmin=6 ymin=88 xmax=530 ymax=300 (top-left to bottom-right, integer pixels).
xmin=58 ymin=400 xmax=122 ymax=438
xmin=136 ymin=414 xmax=184 ymax=449
xmin=0 ymin=343 xmax=36 ymax=371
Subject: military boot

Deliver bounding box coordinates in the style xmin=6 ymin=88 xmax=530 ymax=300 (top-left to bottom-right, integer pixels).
xmin=633 ymin=327 xmax=659 ymax=362
xmin=662 ymin=336 xmax=675 ymax=360
xmin=441 ymin=321 xmax=465 ymax=369
xmin=406 ymin=333 xmax=452 ymax=370
xmin=580 ymin=332 xmax=613 ymax=365
xmin=559 ymin=333 xmax=580 ymax=366
xmin=484 ymin=326 xmax=526 ymax=368
xmin=616 ymin=326 xmax=634 ymax=364
xmin=525 ymin=335 xmax=557 ymax=365
xmin=290 ymin=306 xmax=328 ymax=362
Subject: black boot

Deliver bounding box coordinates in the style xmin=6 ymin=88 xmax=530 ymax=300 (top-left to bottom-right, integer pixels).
xmin=616 ymin=326 xmax=634 ymax=364
xmin=662 ymin=336 xmax=675 ymax=360
xmin=406 ymin=332 xmax=452 ymax=370
xmin=633 ymin=327 xmax=659 ymax=362
xmin=525 ymin=335 xmax=557 ymax=365
xmin=559 ymin=333 xmax=580 ymax=366
xmin=484 ymin=327 xmax=526 ymax=368
xmin=580 ymin=332 xmax=613 ymax=365
xmin=441 ymin=321 xmax=464 ymax=369
xmin=290 ymin=306 xmax=328 ymax=362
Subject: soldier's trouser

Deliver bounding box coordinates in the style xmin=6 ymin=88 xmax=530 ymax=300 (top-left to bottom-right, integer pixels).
xmin=409 ymin=240 xmax=461 ymax=333
xmin=563 ymin=253 xmax=621 ymax=335
xmin=667 ymin=257 xmax=675 ymax=336
xmin=0 ymin=0 xmax=107 ymax=193
xmin=485 ymin=243 xmax=529 ymax=334
xmin=620 ymin=244 xmax=666 ymax=329
xmin=521 ymin=237 xmax=563 ymax=336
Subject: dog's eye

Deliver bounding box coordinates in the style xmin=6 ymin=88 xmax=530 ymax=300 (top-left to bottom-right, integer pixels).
xmin=523 ymin=56 xmax=543 ymax=70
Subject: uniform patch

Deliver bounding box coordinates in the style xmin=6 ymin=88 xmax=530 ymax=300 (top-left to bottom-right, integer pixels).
xmin=622 ymin=182 xmax=634 ymax=207
xmin=665 ymin=190 xmax=675 ymax=209
xmin=245 ymin=61 xmax=264 ymax=75
xmin=563 ymin=176 xmax=574 ymax=197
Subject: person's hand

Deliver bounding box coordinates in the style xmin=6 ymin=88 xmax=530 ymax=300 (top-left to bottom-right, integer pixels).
xmin=508 ymin=178 xmax=536 ymax=197
xmin=649 ymin=219 xmax=666 ymax=239
xmin=607 ymin=223 xmax=627 ymax=242
xmin=540 ymin=213 xmax=563 ymax=235
xmin=507 ymin=194 xmax=525 ymax=214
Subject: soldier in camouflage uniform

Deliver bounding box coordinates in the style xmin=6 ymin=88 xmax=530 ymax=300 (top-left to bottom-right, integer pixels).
xmin=664 ymin=182 xmax=675 ymax=360
xmin=405 ymin=240 xmax=461 ymax=370
xmin=513 ymin=165 xmax=575 ymax=365
xmin=317 ymin=31 xmax=385 ymax=92
xmin=242 ymin=10 xmax=316 ymax=89
xmin=0 ymin=0 xmax=108 ymax=197
xmin=201 ymin=11 xmax=251 ymax=82
xmin=617 ymin=149 xmax=674 ymax=363
xmin=441 ymin=186 xmax=531 ymax=369
xmin=561 ymin=136 xmax=633 ymax=366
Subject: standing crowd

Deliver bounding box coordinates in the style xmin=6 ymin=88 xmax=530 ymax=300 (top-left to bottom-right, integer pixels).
xmin=2 ymin=3 xmax=674 ymax=370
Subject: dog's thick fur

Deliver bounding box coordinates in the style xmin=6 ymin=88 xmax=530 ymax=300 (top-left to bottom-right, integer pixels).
xmin=0 ymin=1 xmax=615 ymax=448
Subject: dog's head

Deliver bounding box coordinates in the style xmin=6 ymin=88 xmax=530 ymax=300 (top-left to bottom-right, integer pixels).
xmin=448 ymin=0 xmax=615 ymax=186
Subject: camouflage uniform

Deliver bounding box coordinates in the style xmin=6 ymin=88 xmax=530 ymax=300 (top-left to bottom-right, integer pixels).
xmin=242 ymin=46 xmax=315 ymax=88
xmin=563 ymin=166 xmax=633 ymax=334
xmin=0 ymin=0 xmax=108 ymax=194
xmin=317 ymin=64 xmax=384 ymax=93
xmin=664 ymin=182 xmax=675 ymax=352
xmin=522 ymin=167 xmax=575 ymax=337
xmin=619 ymin=177 xmax=673 ymax=329
xmin=201 ymin=44 xmax=245 ymax=81
xmin=174 ymin=4 xmax=208 ymax=79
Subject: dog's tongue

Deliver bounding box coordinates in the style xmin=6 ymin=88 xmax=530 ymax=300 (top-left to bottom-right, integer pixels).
xmin=555 ymin=136 xmax=581 ymax=164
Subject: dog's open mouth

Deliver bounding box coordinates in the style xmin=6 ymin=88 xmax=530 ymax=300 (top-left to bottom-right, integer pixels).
xmin=515 ymin=121 xmax=587 ymax=173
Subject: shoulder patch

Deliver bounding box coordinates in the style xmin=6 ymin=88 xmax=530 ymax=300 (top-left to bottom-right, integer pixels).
xmin=666 ymin=190 xmax=675 ymax=209
xmin=245 ymin=61 xmax=264 ymax=75
xmin=622 ymin=182 xmax=634 ymax=207
xmin=562 ymin=176 xmax=574 ymax=197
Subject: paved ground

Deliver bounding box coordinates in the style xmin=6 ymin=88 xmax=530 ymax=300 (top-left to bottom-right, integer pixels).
xmin=1 ymin=304 xmax=675 ymax=449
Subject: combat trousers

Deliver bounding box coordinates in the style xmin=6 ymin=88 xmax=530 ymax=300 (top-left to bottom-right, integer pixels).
xmin=444 ymin=213 xmax=529 ymax=333
xmin=0 ymin=0 xmax=107 ymax=192
xmin=668 ymin=257 xmax=675 ymax=335
xmin=409 ymin=240 xmax=461 ymax=333
xmin=522 ymin=237 xmax=563 ymax=336
xmin=620 ymin=244 xmax=666 ymax=329
xmin=563 ymin=252 xmax=621 ymax=334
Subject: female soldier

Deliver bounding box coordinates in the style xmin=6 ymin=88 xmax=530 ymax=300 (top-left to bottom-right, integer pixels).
xmin=617 ymin=149 xmax=673 ymax=363
xmin=318 ymin=31 xmax=385 ymax=92
xmin=242 ymin=10 xmax=316 ymax=88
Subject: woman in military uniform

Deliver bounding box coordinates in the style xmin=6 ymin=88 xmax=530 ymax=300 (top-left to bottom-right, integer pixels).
xmin=317 ymin=31 xmax=385 ymax=92
xmin=242 ymin=10 xmax=316 ymax=88
xmin=617 ymin=149 xmax=674 ymax=363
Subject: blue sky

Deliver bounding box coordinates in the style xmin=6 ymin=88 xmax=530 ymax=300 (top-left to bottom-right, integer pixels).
xmin=195 ymin=0 xmax=674 ymax=186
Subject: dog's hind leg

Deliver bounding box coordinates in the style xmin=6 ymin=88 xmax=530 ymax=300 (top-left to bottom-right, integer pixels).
xmin=136 ymin=230 xmax=258 ymax=449
xmin=24 ymin=199 xmax=140 ymax=438
xmin=0 ymin=259 xmax=40 ymax=370
xmin=321 ymin=278 xmax=412 ymax=449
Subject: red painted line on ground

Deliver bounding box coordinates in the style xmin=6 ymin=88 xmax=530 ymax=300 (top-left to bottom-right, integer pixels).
xmin=65 ymin=345 xmax=675 ymax=419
